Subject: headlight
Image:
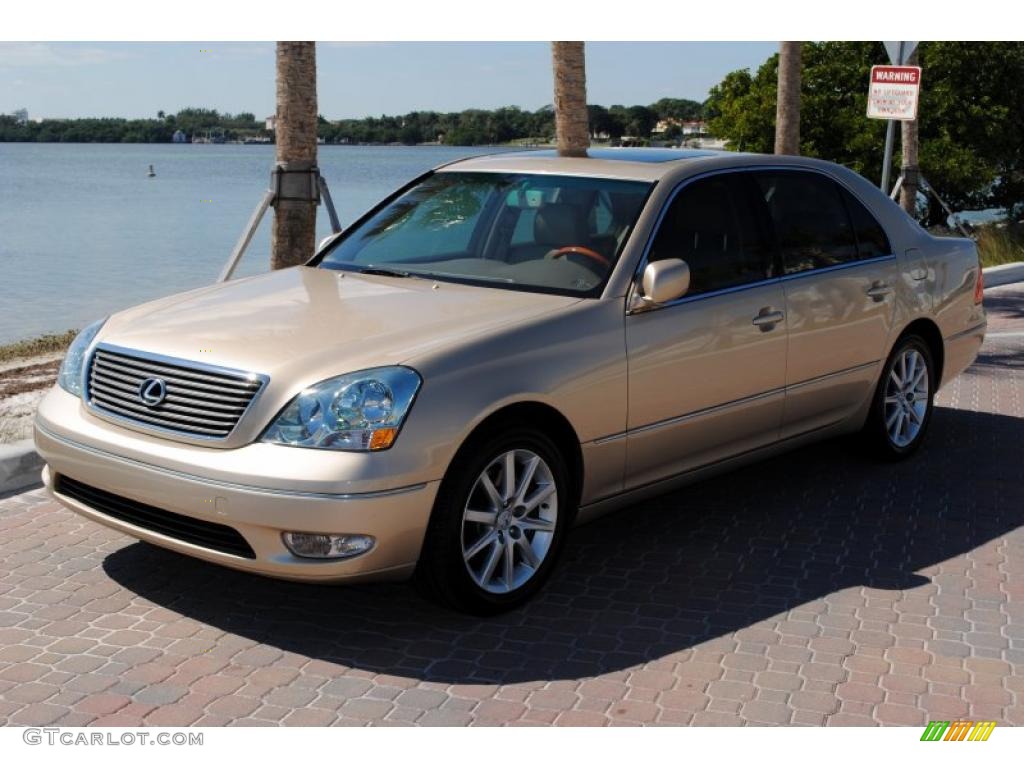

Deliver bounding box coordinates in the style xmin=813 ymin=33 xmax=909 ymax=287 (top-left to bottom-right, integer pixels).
xmin=57 ymin=318 xmax=106 ymax=397
xmin=261 ymin=366 xmax=421 ymax=451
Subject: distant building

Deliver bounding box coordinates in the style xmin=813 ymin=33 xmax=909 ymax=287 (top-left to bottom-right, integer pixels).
xmin=265 ymin=116 xmax=276 ymax=131
xmin=171 ymin=130 xmax=187 ymax=143
xmin=653 ymin=119 xmax=707 ymax=136
xmin=11 ymin=108 xmax=29 ymax=124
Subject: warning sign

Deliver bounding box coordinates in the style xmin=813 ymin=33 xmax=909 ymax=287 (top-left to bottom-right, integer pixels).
xmin=867 ymin=65 xmax=921 ymax=121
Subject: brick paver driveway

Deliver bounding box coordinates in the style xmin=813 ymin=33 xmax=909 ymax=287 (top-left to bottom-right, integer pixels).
xmin=1 ymin=285 xmax=1022 ymax=727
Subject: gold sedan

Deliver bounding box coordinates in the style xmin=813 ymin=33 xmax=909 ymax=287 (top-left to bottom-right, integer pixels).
xmin=35 ymin=149 xmax=986 ymax=613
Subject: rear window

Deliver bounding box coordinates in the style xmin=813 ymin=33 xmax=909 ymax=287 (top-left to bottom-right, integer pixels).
xmin=755 ymin=172 xmax=858 ymax=274
xmin=841 ymin=188 xmax=892 ymax=260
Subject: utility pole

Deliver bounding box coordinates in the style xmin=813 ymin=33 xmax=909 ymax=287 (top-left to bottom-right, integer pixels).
xmin=899 ymin=49 xmax=920 ymax=215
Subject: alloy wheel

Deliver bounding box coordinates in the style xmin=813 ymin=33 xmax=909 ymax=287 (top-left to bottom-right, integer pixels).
xmin=461 ymin=449 xmax=558 ymax=594
xmin=883 ymin=347 xmax=930 ymax=448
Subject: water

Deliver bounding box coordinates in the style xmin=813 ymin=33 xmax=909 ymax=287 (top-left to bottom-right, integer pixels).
xmin=0 ymin=143 xmax=488 ymax=345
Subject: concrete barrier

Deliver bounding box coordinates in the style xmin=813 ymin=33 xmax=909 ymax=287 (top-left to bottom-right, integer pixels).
xmin=983 ymin=261 xmax=1024 ymax=289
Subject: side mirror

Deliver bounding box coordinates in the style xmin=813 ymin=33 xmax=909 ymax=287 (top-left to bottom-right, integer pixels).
xmin=636 ymin=258 xmax=690 ymax=308
xmin=318 ymin=231 xmax=342 ymax=252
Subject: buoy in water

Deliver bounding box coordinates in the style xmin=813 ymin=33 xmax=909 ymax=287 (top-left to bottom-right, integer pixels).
xmin=147 ymin=164 xmax=156 ymax=178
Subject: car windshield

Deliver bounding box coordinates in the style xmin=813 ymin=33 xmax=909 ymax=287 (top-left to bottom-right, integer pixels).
xmin=317 ymin=171 xmax=652 ymax=297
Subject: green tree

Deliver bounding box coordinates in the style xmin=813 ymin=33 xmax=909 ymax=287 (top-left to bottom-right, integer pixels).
xmin=705 ymin=41 xmax=1024 ymax=221
xmin=624 ymin=105 xmax=657 ymax=138
xmin=650 ymin=97 xmax=703 ymax=121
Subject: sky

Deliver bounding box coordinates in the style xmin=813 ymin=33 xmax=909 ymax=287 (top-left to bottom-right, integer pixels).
xmin=0 ymin=41 xmax=777 ymax=120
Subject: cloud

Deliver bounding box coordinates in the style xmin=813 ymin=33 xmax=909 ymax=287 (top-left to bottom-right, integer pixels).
xmin=0 ymin=42 xmax=134 ymax=69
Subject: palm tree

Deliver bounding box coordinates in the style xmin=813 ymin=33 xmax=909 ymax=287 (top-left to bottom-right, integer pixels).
xmin=272 ymin=42 xmax=318 ymax=270
xmin=551 ymin=42 xmax=589 ymax=157
xmin=774 ymin=41 xmax=802 ymax=155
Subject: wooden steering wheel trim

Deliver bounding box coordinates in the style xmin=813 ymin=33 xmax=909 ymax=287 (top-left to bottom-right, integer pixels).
xmin=548 ymin=245 xmax=611 ymax=267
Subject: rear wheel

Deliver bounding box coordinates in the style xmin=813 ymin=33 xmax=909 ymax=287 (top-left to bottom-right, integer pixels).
xmin=862 ymin=334 xmax=935 ymax=460
xmin=415 ymin=428 xmax=571 ymax=614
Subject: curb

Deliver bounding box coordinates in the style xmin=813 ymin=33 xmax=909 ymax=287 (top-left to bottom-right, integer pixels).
xmin=1 ymin=262 xmax=1022 ymax=498
xmin=0 ymin=438 xmax=43 ymax=496
xmin=983 ymin=261 xmax=1024 ymax=289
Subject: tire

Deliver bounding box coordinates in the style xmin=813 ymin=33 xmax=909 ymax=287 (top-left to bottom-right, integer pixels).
xmin=414 ymin=426 xmax=573 ymax=615
xmin=862 ymin=334 xmax=936 ymax=460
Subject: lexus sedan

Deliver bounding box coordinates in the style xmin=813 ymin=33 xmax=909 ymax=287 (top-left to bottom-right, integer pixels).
xmin=35 ymin=148 xmax=986 ymax=614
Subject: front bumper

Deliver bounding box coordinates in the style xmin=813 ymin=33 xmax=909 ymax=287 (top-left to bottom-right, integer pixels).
xmin=34 ymin=388 xmax=440 ymax=583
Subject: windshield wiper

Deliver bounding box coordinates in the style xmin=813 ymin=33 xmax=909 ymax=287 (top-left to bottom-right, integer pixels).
xmin=351 ymin=265 xmax=515 ymax=286
xmin=357 ymin=266 xmax=413 ymax=278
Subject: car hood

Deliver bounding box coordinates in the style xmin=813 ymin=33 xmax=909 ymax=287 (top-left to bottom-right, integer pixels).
xmin=98 ymin=266 xmax=580 ymax=388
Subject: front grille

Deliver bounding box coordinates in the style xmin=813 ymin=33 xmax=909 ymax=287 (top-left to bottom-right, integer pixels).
xmin=55 ymin=475 xmax=256 ymax=559
xmin=87 ymin=345 xmax=265 ymax=439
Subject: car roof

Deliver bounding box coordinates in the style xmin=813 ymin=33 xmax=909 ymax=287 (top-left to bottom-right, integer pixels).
xmin=438 ymin=147 xmax=738 ymax=182
xmin=438 ymin=147 xmax=874 ymax=189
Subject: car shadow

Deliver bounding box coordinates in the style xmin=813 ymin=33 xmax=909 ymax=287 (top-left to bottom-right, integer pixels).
xmin=102 ymin=405 xmax=1024 ymax=684
xmin=984 ymin=291 xmax=1024 ymax=322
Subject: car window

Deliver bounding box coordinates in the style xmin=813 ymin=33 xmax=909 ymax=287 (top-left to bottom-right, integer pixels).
xmin=841 ymin=188 xmax=892 ymax=260
xmin=319 ymin=172 xmax=652 ymax=298
xmin=755 ymin=172 xmax=858 ymax=274
xmin=647 ymin=175 xmax=773 ymax=296
xmin=338 ymin=175 xmax=490 ymax=264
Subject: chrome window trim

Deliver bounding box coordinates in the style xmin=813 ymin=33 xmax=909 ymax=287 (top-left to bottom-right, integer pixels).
xmin=83 ymin=343 xmax=270 ymax=443
xmin=778 ymin=253 xmax=897 ymax=282
xmin=626 ymin=164 xmax=897 ymax=315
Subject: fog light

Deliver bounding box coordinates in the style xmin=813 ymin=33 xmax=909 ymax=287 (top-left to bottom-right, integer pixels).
xmin=282 ymin=532 xmax=375 ymax=559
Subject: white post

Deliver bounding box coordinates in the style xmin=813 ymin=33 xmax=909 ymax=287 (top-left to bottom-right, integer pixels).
xmin=880 ymin=119 xmax=896 ymax=192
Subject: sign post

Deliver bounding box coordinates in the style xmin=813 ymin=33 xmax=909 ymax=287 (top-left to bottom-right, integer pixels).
xmin=871 ymin=41 xmax=919 ymax=192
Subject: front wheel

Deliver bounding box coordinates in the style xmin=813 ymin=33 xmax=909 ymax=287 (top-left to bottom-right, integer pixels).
xmin=415 ymin=428 xmax=572 ymax=614
xmin=862 ymin=334 xmax=935 ymax=460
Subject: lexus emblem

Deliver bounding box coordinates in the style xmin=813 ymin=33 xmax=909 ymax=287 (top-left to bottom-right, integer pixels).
xmin=138 ymin=377 xmax=168 ymax=407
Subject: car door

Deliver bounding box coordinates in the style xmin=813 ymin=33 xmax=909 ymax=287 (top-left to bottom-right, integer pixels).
xmin=753 ymin=171 xmax=899 ymax=439
xmin=624 ymin=173 xmax=787 ymax=489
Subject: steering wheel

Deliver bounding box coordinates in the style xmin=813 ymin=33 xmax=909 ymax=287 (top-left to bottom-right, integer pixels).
xmin=546 ymin=245 xmax=611 ymax=268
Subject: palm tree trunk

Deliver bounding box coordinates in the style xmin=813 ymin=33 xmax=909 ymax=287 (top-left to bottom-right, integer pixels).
xmin=551 ymin=42 xmax=589 ymax=157
xmin=899 ymin=50 xmax=920 ymax=216
xmin=774 ymin=41 xmax=802 ymax=156
xmin=272 ymin=42 xmax=318 ymax=270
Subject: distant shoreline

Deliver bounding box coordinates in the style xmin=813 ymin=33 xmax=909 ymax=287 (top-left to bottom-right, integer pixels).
xmin=0 ymin=140 xmax=557 ymax=148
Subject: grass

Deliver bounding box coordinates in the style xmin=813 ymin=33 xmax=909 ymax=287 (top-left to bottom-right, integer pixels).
xmin=976 ymin=222 xmax=1024 ymax=268
xmin=0 ymin=329 xmax=77 ymax=365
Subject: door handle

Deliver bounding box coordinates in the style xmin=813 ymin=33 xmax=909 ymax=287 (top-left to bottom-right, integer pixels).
xmin=752 ymin=308 xmax=784 ymax=330
xmin=866 ymin=281 xmax=894 ymax=302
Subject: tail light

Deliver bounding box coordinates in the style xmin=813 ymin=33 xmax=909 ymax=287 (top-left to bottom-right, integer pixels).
xmin=974 ymin=266 xmax=984 ymax=304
